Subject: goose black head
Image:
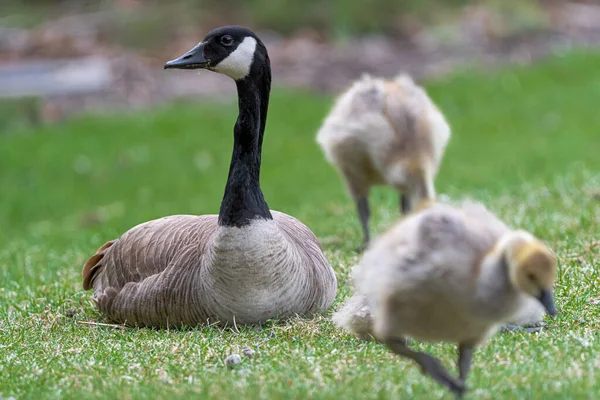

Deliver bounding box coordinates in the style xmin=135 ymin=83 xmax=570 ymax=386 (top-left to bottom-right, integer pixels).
xmin=164 ymin=26 xmax=268 ymax=81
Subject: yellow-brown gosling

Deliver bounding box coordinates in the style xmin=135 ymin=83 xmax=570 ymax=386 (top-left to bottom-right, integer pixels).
xmin=335 ymin=201 xmax=558 ymax=395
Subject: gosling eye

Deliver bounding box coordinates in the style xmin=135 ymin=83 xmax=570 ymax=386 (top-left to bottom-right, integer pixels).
xmin=220 ymin=35 xmax=234 ymax=46
xmin=527 ymin=273 xmax=536 ymax=283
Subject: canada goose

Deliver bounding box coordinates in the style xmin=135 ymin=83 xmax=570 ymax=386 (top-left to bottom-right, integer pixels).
xmin=333 ymin=200 xmax=550 ymax=338
xmin=316 ymin=74 xmax=451 ymax=245
xmin=335 ymin=201 xmax=558 ymax=395
xmin=81 ymin=26 xmax=337 ymax=328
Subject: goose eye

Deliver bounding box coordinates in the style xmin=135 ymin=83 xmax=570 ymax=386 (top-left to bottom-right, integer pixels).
xmin=220 ymin=35 xmax=234 ymax=46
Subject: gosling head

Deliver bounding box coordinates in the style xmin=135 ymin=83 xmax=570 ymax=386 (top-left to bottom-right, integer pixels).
xmin=500 ymin=230 xmax=558 ymax=316
xmin=164 ymin=25 xmax=268 ymax=81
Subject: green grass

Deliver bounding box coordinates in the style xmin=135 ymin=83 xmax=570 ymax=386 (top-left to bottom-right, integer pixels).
xmin=2 ymin=0 xmax=547 ymax=41
xmin=1 ymin=51 xmax=600 ymax=399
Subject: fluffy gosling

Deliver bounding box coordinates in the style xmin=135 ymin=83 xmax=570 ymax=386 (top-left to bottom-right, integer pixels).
xmin=333 ymin=200 xmax=551 ymax=338
xmin=336 ymin=201 xmax=558 ymax=395
xmin=316 ymin=74 xmax=451 ymax=245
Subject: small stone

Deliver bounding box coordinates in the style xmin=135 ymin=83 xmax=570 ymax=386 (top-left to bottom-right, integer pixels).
xmin=242 ymin=347 xmax=255 ymax=359
xmin=64 ymin=308 xmax=77 ymax=318
xmin=225 ymin=354 xmax=242 ymax=368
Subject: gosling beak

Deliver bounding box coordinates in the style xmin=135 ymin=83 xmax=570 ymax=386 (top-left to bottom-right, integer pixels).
xmin=164 ymin=42 xmax=209 ymax=70
xmin=537 ymin=289 xmax=557 ymax=317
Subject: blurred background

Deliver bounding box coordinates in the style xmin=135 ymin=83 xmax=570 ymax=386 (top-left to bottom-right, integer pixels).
xmin=1 ymin=0 xmax=599 ymax=246
xmin=1 ymin=0 xmax=600 ymax=128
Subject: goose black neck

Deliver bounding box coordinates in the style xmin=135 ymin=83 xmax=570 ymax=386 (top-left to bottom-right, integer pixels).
xmin=218 ymin=61 xmax=272 ymax=227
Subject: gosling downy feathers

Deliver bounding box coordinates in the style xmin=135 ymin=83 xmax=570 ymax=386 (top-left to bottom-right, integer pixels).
xmin=82 ymin=26 xmax=337 ymax=328
xmin=335 ymin=201 xmax=558 ymax=395
xmin=316 ymin=73 xmax=451 ymax=245
xmin=333 ymin=200 xmax=549 ymax=338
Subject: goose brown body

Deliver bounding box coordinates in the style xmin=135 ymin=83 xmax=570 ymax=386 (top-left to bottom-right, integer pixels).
xmin=83 ymin=212 xmax=336 ymax=327
xmin=81 ymin=26 xmax=337 ymax=327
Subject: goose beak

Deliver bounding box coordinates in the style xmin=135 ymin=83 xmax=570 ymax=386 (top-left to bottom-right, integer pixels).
xmin=164 ymin=42 xmax=209 ymax=70
xmin=537 ymin=289 xmax=557 ymax=317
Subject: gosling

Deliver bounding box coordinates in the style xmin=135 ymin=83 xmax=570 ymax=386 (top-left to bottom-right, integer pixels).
xmin=316 ymin=73 xmax=451 ymax=245
xmin=336 ymin=201 xmax=558 ymax=395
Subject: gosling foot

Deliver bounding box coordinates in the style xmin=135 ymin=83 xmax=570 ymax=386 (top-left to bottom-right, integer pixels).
xmin=385 ymin=339 xmax=467 ymax=397
xmin=418 ymin=353 xmax=467 ymax=396
xmin=502 ymin=321 xmax=547 ymax=333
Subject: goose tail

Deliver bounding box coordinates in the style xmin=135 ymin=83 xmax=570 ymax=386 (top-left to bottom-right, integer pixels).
xmin=82 ymin=240 xmax=116 ymax=290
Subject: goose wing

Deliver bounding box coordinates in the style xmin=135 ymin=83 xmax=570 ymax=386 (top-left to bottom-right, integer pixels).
xmin=82 ymin=214 xmax=218 ymax=291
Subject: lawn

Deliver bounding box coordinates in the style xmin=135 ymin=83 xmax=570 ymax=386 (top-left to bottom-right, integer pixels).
xmin=1 ymin=51 xmax=599 ymax=399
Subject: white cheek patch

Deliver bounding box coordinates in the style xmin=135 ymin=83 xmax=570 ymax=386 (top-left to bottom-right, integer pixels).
xmin=214 ymin=37 xmax=257 ymax=80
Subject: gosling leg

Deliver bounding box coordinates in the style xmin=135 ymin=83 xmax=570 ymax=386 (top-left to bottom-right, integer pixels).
xmin=457 ymin=344 xmax=473 ymax=382
xmin=385 ymin=339 xmax=466 ymax=396
xmin=402 ymin=170 xmax=435 ymax=214
xmin=356 ymin=196 xmax=370 ymax=247
xmin=400 ymin=193 xmax=410 ymax=214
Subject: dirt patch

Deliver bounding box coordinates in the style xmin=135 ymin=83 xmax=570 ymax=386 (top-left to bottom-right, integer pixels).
xmin=1 ymin=2 xmax=600 ymax=123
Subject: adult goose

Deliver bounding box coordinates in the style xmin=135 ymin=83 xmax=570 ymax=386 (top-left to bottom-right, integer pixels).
xmin=82 ymin=26 xmax=338 ymax=328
